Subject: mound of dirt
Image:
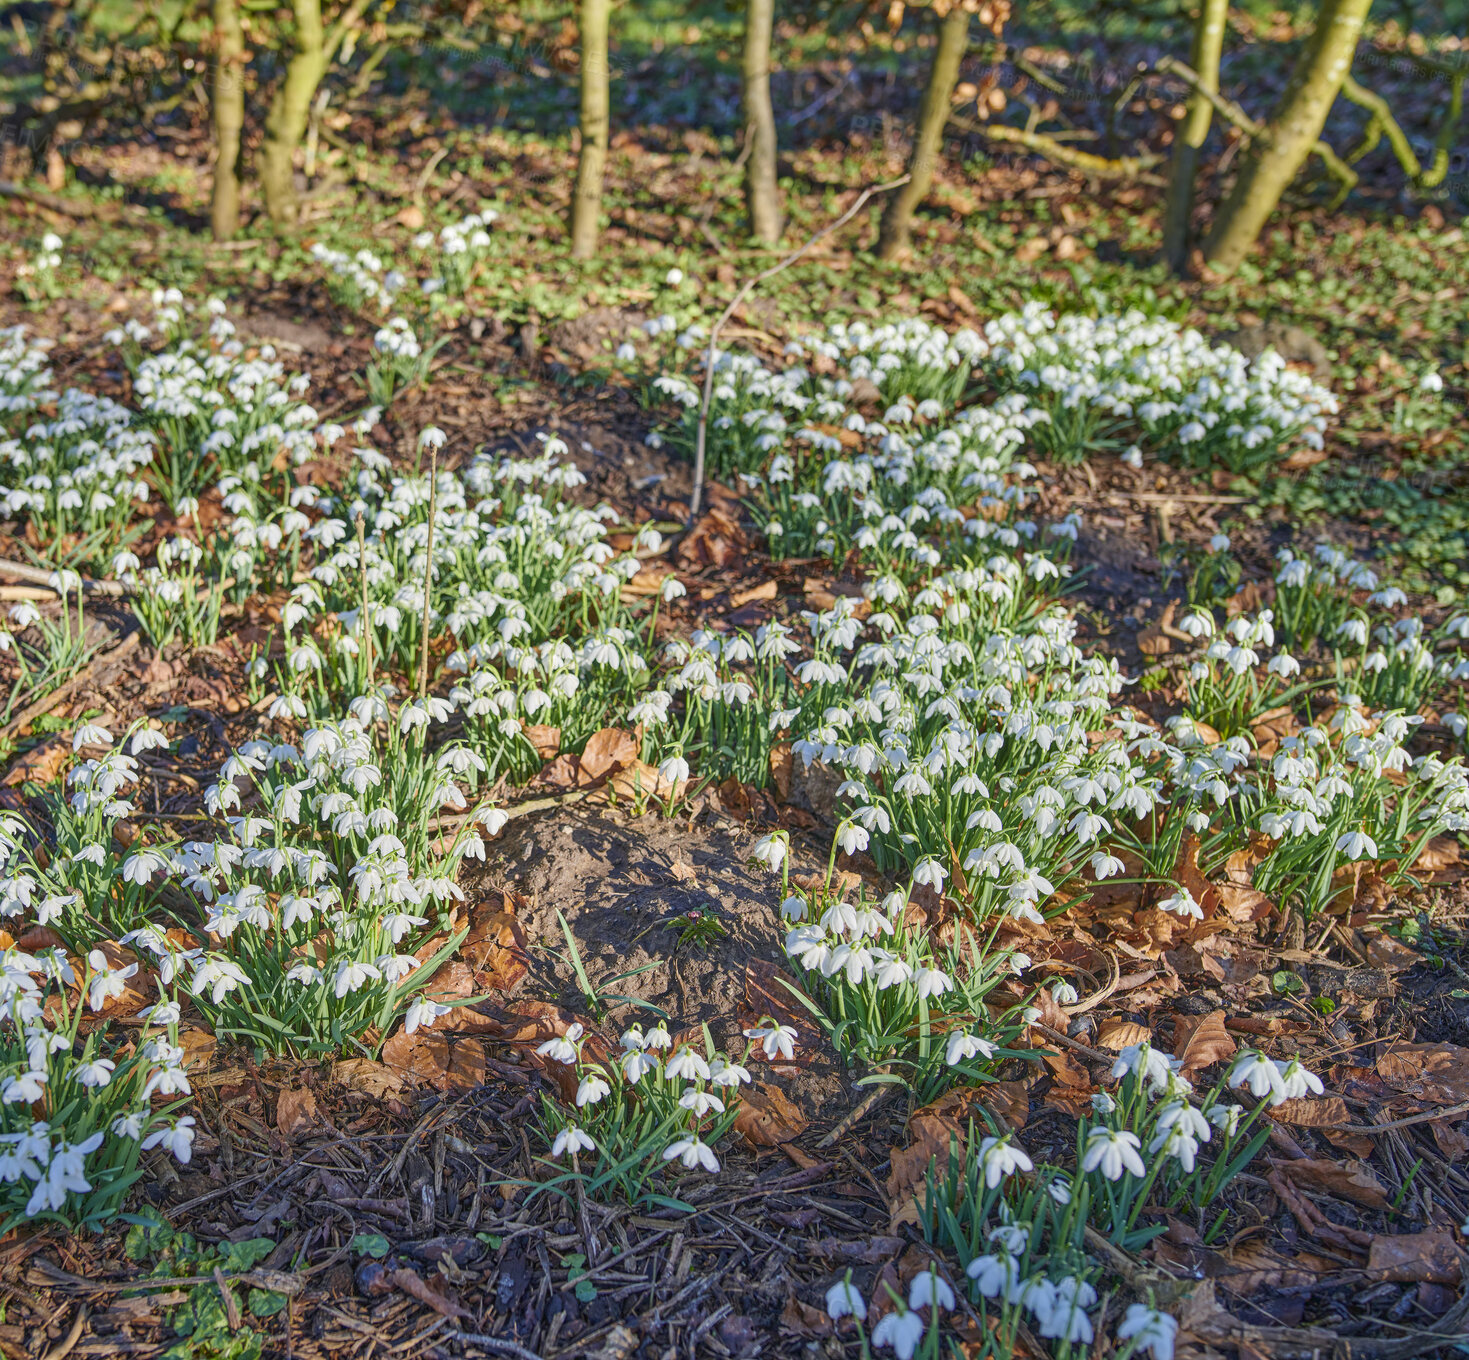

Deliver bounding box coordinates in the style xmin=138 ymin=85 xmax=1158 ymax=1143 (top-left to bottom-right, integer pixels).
xmin=475 ymin=806 xmax=852 ymax=1121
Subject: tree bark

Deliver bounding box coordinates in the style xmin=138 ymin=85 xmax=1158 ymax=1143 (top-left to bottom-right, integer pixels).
xmin=211 ymin=0 xmax=246 ymax=241
xmin=1162 ymin=0 xmax=1227 ymax=272
xmin=742 ymin=0 xmax=781 ymax=243
xmin=260 ymin=0 xmax=327 ymax=225
xmin=570 ymin=0 xmax=612 ymax=259
xmin=1202 ymin=0 xmax=1372 ymax=274
xmin=877 ymin=4 xmax=969 ymax=261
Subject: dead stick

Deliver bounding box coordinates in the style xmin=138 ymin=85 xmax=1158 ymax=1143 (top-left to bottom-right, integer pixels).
xmin=688 ymin=173 xmax=910 ymax=522
xmin=1 ymin=632 xmax=140 ymax=741
xmin=0 ymin=557 xmax=128 ymax=597
xmin=419 ymin=446 xmax=438 ymax=699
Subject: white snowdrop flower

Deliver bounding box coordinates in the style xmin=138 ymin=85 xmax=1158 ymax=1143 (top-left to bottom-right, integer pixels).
xmin=978 ymin=1135 xmax=1033 ymax=1187
xmin=744 ymin=1024 xmax=796 ymax=1061
xmin=663 ymin=1135 xmax=719 ymax=1172
xmin=945 ymin=1031 xmax=995 ymax=1067
xmin=872 ymin=1306 xmax=924 ymax=1359
xmin=825 ymin=1277 xmax=865 ymax=1321
xmin=1117 ymin=1305 xmax=1178 ymax=1360
xmin=1081 ymin=1127 xmax=1146 ymax=1181
xmin=1156 ymin=887 xmax=1202 ymax=920
xmin=908 ymin=1268 xmax=954 ymax=1312
xmin=1334 ymin=829 xmax=1378 ymax=860
xmin=552 ymin=1125 xmax=595 ymax=1157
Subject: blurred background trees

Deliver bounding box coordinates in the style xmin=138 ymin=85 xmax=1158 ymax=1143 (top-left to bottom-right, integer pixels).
xmin=0 ymin=0 xmax=1463 ymax=273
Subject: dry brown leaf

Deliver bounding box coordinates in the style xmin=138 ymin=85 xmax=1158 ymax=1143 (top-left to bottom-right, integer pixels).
xmin=621 ymin=565 xmax=672 ymax=599
xmin=381 ymin=1030 xmax=453 ymax=1091
xmin=1278 ymin=1157 xmax=1391 ymax=1211
xmin=1364 ymin=933 xmax=1419 ymax=973
xmin=447 ymin=1037 xmax=486 ymax=1092
xmin=177 ymin=1027 xmax=217 ymax=1073
xmin=1175 ymin=1010 xmax=1236 ymax=1076
xmin=887 ymin=1111 xmax=965 ymax=1230
xmin=333 ymin=1057 xmax=406 ymax=1099
xmin=730 ymin=579 xmax=778 ymax=608
xmin=521 ymin=724 xmax=561 ymax=759
xmin=734 ymin=1082 xmax=808 ymax=1147
xmin=275 ymin=1088 xmax=320 ymax=1139
xmin=1377 ymin=1042 xmax=1469 ymax=1104
xmin=779 ymin=1296 xmax=832 ymax=1339
xmin=975 ymin=1078 xmax=1031 ymax=1131
xmin=769 ymin=741 xmax=792 ymax=802
xmin=464 ymin=896 xmax=531 ymax=993
xmin=1097 ymin=1019 xmax=1151 ymax=1051
xmin=578 ymin=727 xmax=638 ymax=782
xmin=1367 ymin=1230 xmax=1462 ymax=1285
xmin=3 ymin=736 xmax=69 ymax=788
xmin=1413 ymin=836 xmax=1462 ymax=875
xmin=1269 ymin=1096 xmax=1351 ymax=1128
xmin=670 ymin=859 xmax=698 ymax=886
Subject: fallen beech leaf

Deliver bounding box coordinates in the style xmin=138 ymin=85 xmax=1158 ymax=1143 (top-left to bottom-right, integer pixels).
xmin=578 ymin=727 xmax=638 ymax=782
xmin=177 ymin=1027 xmax=217 ymax=1073
xmin=976 ymin=1079 xmax=1030 ymax=1131
xmin=779 ymin=1296 xmax=832 ymax=1338
xmin=1364 ymin=934 xmax=1419 ymax=973
xmin=730 ymin=579 xmax=778 ymax=608
xmin=381 ymin=1030 xmax=453 ymax=1091
xmin=334 ymin=1057 xmax=406 ymax=1099
xmin=1412 ymin=836 xmax=1461 ymax=875
xmin=769 ymin=741 xmax=792 ymax=801
xmin=1097 ymin=1020 xmax=1151 ymax=1051
xmin=275 ymin=1088 xmax=320 ymax=1139
xmin=446 ymin=1037 xmax=486 ymax=1092
xmin=1278 ymin=1157 xmax=1390 ymax=1211
xmin=521 ymin=724 xmax=561 ymax=759
xmin=734 ymin=1082 xmax=808 ymax=1146
xmin=621 ymin=564 xmax=672 ymax=598
xmin=534 ymin=753 xmax=580 ymax=789
xmin=1377 ymin=1043 xmax=1469 ymax=1104
xmin=669 ymin=859 xmax=698 ymax=886
xmin=1269 ymin=1096 xmax=1351 ymax=1128
xmin=1367 ymin=1230 xmax=1462 ymax=1285
xmin=464 ymin=899 xmax=530 ymax=994
xmin=3 ymin=736 xmax=69 ymax=787
xmin=887 ymin=1110 xmax=965 ymax=1230
xmin=603 ymin=758 xmax=678 ymax=802
xmin=1175 ymin=1010 xmax=1236 ymax=1076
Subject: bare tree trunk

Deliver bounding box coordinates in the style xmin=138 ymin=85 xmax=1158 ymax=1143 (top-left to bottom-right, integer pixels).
xmin=570 ymin=0 xmax=612 ymax=259
xmin=877 ymin=4 xmax=969 ymax=261
xmin=211 ymin=0 xmax=246 ymax=241
xmin=1202 ymin=0 xmax=1372 ymax=275
xmin=1162 ymin=0 xmax=1227 ymax=272
xmin=260 ymin=0 xmax=326 ymax=225
xmin=742 ymin=0 xmax=781 ymax=243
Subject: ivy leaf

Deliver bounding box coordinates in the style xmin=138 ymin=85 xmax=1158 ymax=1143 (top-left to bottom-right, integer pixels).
xmin=352 ymin=1233 xmax=392 ymax=1259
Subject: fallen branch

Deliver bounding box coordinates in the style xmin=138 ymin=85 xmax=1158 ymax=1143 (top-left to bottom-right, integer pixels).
xmin=688 ymin=174 xmax=910 ymax=521
xmin=952 ymin=119 xmax=1168 ymax=186
xmin=0 ymin=631 xmax=140 ymax=742
xmin=0 ymin=558 xmax=129 ymax=597
xmin=0 ymin=182 xmax=102 ymax=219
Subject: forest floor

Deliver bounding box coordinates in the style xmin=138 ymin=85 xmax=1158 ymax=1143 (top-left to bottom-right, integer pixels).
xmin=1 ymin=10 xmax=1469 ymax=1360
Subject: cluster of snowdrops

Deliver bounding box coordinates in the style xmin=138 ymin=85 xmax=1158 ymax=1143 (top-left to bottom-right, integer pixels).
xmin=0 ymin=290 xmax=1464 ymax=1357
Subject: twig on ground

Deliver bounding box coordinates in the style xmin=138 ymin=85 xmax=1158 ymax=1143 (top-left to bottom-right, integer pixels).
xmin=0 ymin=631 xmax=139 ymax=742
xmin=688 ymin=174 xmax=910 ymax=521
xmin=0 ymin=558 xmax=128 ymax=596
xmin=419 ymin=446 xmax=439 ymax=698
